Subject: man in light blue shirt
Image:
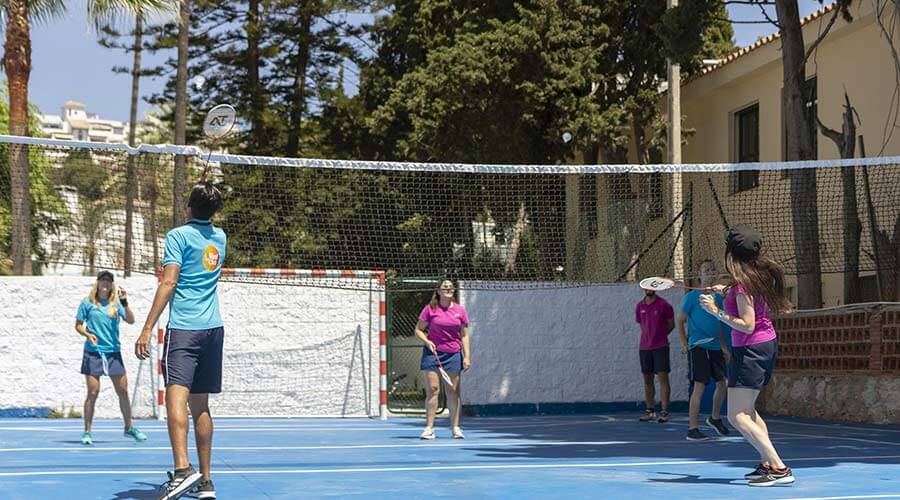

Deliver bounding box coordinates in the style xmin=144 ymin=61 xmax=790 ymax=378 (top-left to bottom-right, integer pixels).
xmin=677 ymin=259 xmax=732 ymax=441
xmin=136 ymin=181 xmax=224 ymax=500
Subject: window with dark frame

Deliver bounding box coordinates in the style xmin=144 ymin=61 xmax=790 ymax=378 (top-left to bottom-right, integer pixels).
xmin=734 ymin=103 xmax=759 ymax=192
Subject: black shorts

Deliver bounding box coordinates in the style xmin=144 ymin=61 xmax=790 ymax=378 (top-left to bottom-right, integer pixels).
xmin=729 ymin=339 xmax=777 ymax=390
xmin=162 ymin=327 xmax=224 ymax=394
xmin=688 ymin=347 xmax=726 ymax=383
xmin=640 ymin=346 xmax=671 ymax=374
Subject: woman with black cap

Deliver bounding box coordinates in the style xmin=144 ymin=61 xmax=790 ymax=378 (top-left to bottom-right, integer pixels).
xmin=700 ymin=224 xmax=794 ymax=486
xmin=75 ymin=271 xmax=147 ymax=445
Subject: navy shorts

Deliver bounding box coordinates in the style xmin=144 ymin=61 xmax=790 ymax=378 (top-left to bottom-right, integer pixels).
xmin=729 ymin=339 xmax=777 ymax=390
xmin=420 ymin=346 xmax=463 ymax=373
xmin=688 ymin=347 xmax=727 ymax=383
xmin=162 ymin=327 xmax=224 ymax=394
xmin=81 ymin=350 xmax=126 ymax=377
xmin=640 ymin=346 xmax=671 ymax=374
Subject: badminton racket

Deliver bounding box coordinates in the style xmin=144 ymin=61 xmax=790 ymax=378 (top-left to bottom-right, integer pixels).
xmin=639 ymin=276 xmax=711 ymax=292
xmin=433 ymin=350 xmax=455 ymax=389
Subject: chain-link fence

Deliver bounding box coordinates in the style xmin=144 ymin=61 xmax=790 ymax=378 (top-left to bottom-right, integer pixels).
xmin=386 ymin=277 xmax=446 ymax=413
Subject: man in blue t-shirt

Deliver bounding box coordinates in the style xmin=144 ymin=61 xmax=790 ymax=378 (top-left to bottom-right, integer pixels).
xmin=677 ymin=259 xmax=732 ymax=441
xmin=136 ymin=181 xmax=225 ymax=500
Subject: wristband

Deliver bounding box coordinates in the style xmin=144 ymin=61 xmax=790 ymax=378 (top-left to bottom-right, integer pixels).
xmin=121 ymin=299 xmax=129 ymax=308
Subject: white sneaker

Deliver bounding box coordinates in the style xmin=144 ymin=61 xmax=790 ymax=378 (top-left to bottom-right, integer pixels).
xmin=419 ymin=427 xmax=436 ymax=440
xmin=452 ymin=427 xmax=465 ymax=439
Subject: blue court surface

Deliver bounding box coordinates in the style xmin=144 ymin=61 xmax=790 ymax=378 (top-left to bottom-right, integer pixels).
xmin=1 ymin=413 xmax=898 ymax=499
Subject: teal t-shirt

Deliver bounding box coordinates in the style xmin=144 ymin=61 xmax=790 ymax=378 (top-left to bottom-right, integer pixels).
xmin=76 ymin=299 xmax=127 ymax=354
xmin=680 ymin=290 xmax=730 ymax=350
xmin=162 ymin=218 xmax=226 ymax=330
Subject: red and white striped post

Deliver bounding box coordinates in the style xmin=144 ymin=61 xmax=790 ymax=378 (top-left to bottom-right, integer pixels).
xmin=377 ymin=272 xmax=388 ymax=420
xmin=155 ymin=268 xmax=166 ymax=421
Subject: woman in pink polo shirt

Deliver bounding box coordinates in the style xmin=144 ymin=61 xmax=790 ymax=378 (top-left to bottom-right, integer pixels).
xmin=414 ymin=279 xmax=471 ymax=440
xmin=700 ymin=224 xmax=795 ymax=487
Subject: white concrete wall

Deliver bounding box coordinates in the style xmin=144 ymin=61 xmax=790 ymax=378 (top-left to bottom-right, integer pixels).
xmin=0 ymin=276 xmax=380 ymax=418
xmin=460 ymin=283 xmax=689 ymax=406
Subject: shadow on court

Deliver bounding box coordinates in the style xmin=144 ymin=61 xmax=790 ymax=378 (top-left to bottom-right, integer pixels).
xmin=109 ymin=481 xmax=158 ymax=500
xmin=389 ymin=411 xmax=900 ymax=473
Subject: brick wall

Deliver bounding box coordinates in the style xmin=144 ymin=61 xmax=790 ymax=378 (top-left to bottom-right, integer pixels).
xmin=761 ymin=307 xmax=900 ymax=423
xmin=773 ymin=308 xmax=900 ymax=374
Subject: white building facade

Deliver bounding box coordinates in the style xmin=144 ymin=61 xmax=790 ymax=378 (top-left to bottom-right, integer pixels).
xmin=39 ymin=100 xmax=129 ymax=143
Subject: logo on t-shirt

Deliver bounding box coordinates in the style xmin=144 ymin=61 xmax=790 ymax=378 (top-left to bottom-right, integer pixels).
xmin=202 ymin=245 xmax=221 ymax=271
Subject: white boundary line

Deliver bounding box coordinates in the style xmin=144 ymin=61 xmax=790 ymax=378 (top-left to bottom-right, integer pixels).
xmin=2 ymin=453 xmax=900 ymax=477
xmin=766 ymin=418 xmax=900 ymax=434
xmin=0 ymin=440 xmax=633 ymax=453
xmin=776 ymin=496 xmax=900 ymax=500
xmin=0 ymin=418 xmax=613 ymax=432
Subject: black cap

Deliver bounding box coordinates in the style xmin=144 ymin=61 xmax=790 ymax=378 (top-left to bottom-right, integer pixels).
xmin=726 ymin=224 xmax=762 ymax=259
xmin=96 ymin=270 xmax=114 ymax=282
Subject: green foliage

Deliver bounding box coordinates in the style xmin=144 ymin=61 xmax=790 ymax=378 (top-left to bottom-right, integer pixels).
xmin=657 ymin=0 xmax=735 ymax=70
xmin=54 ymin=150 xmax=110 ymax=201
xmin=0 ymin=84 xmax=67 ymax=272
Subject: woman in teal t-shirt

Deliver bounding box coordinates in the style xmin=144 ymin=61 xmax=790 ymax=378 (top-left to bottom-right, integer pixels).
xmin=75 ymin=271 xmax=146 ymax=445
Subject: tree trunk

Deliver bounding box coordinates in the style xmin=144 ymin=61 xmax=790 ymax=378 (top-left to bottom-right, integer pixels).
xmin=504 ymin=200 xmax=527 ymax=275
xmin=173 ymin=0 xmax=190 ymax=227
xmin=5 ymin=0 xmax=32 ymax=275
xmin=247 ymin=0 xmax=267 ymax=153
xmin=124 ymin=11 xmax=143 ymax=277
xmin=818 ymin=92 xmax=860 ymax=304
xmin=286 ymin=3 xmax=313 ymax=157
xmin=775 ymin=0 xmax=823 ymax=308
xmin=148 ymin=169 xmax=160 ymax=268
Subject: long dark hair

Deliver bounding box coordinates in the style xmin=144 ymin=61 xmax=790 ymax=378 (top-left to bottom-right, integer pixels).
xmin=725 ymin=248 xmax=793 ymax=314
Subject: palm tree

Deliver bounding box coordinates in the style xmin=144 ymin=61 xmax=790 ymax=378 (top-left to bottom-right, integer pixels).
xmin=2 ymin=0 xmax=173 ymax=275
xmin=172 ymin=0 xmax=189 ymax=228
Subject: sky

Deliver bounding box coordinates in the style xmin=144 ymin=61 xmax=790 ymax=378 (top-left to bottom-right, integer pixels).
xmin=26 ymin=0 xmax=827 ymax=124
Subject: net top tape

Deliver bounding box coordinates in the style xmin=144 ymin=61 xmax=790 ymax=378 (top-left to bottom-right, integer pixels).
xmin=2 ymin=134 xmax=899 ymax=175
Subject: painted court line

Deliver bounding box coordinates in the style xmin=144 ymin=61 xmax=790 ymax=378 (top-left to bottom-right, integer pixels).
xmin=766 ymin=418 xmax=900 ymax=435
xmin=0 ymin=426 xmax=397 ymax=433
xmin=772 ymin=430 xmax=900 ymax=448
xmin=2 ymin=453 xmax=899 ymax=477
xmin=0 ymin=419 xmax=610 ymax=433
xmin=0 ymin=440 xmax=632 ymax=453
xmin=776 ymin=495 xmax=900 ymax=500
xmin=0 ymin=435 xmax=832 ymax=453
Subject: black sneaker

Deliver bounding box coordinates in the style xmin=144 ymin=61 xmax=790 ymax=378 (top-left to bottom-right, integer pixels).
xmin=658 ymin=410 xmax=670 ymax=423
xmin=744 ymin=463 xmax=769 ymax=480
xmin=686 ymin=428 xmax=710 ymax=441
xmin=639 ymin=409 xmax=657 ymax=422
xmin=749 ymin=466 xmax=795 ymax=487
xmin=157 ymin=465 xmax=204 ymax=500
xmin=706 ymin=416 xmax=731 ymax=436
xmin=189 ymin=479 xmax=216 ymax=499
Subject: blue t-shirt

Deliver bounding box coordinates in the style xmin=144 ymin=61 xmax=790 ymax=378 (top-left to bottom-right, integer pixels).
xmin=162 ymin=218 xmax=226 ymax=330
xmin=77 ymin=299 xmax=127 ymax=354
xmin=680 ymin=290 xmax=730 ymax=350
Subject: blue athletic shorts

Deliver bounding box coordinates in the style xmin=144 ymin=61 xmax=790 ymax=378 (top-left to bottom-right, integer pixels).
xmin=420 ymin=346 xmax=462 ymax=373
xmin=81 ymin=350 xmax=126 ymax=377
xmin=162 ymin=327 xmax=224 ymax=394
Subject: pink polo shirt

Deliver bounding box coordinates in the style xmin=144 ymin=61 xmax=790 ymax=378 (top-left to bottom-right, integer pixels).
xmin=419 ymin=303 xmax=469 ymax=353
xmin=636 ymin=296 xmax=674 ymax=350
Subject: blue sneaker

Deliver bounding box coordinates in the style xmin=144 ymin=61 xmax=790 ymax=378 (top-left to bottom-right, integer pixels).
xmin=125 ymin=427 xmax=148 ymax=442
xmin=81 ymin=431 xmax=93 ymax=446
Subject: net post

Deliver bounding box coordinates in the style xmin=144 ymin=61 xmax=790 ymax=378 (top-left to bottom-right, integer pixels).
xmin=377 ymin=271 xmax=388 ymax=420
xmin=155 ymin=267 xmax=166 ymax=421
